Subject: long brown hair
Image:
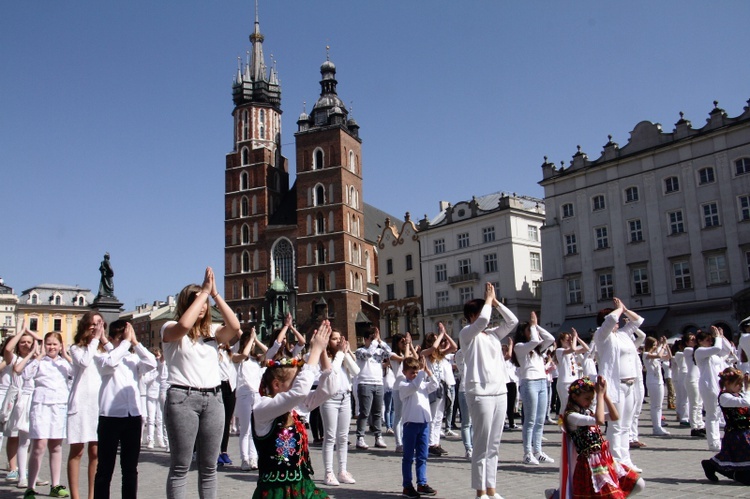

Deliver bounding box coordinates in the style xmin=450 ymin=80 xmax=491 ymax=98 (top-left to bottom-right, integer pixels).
xmin=74 ymin=311 xmax=104 ymax=347
xmin=175 ymin=284 xmax=212 ymax=341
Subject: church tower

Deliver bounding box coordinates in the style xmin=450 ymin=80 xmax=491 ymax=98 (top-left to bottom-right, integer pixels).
xmin=224 ymin=2 xmax=290 ymax=330
xmin=293 ymin=52 xmax=369 ymax=341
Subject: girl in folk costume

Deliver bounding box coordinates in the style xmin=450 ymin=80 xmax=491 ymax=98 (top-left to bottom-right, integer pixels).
xmin=558 ymin=377 xmax=644 ymax=499
xmin=251 ymin=321 xmax=338 ymax=499
xmin=701 ymin=367 xmax=750 ymax=485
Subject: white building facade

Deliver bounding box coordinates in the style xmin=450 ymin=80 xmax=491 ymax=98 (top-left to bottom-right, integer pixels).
xmin=419 ymin=192 xmax=545 ymax=338
xmin=539 ymin=99 xmax=750 ymax=339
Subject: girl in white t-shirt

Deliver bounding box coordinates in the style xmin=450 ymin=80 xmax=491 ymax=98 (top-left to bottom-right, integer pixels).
xmin=555 ymin=328 xmax=590 ymax=414
xmin=17 ymin=331 xmax=73 ymax=498
xmin=160 ymin=267 xmax=241 ymax=499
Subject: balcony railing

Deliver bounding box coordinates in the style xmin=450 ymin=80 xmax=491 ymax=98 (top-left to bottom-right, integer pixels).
xmin=448 ymin=272 xmax=479 ymax=285
xmin=426 ymin=304 xmax=464 ymax=316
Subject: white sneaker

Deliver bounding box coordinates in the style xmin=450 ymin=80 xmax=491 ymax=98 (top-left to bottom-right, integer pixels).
xmin=535 ymin=451 xmax=555 ymax=463
xmin=146 ymin=439 xmax=155 ymax=449
xmin=445 ymin=429 xmax=457 ymax=437
xmin=337 ymin=470 xmax=356 ymax=484
xmin=476 ymin=495 xmax=489 ymax=499
xmin=240 ymin=460 xmax=251 ymax=471
xmin=374 ymin=436 xmax=387 ymax=448
xmin=465 ymin=449 xmax=473 ymax=460
xmin=356 ymin=437 xmax=369 ymax=450
xmin=249 ymin=458 xmax=258 ymax=470
xmin=523 ymin=452 xmax=540 ymax=465
xmin=653 ymin=428 xmax=671 ymax=436
xmin=323 ymin=471 xmax=340 ymax=486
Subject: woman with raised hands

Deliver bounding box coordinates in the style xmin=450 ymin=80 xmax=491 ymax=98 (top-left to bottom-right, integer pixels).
xmin=160 ymin=267 xmax=241 ymax=499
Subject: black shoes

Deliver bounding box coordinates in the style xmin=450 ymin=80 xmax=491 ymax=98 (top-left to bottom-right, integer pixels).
xmin=417 ymin=484 xmax=437 ymax=496
xmin=402 ymin=485 xmax=420 ymax=498
xmin=702 ymin=459 xmax=718 ymax=482
xmin=428 ymin=445 xmax=448 ymax=456
xmin=691 ymin=428 xmax=707 ymax=438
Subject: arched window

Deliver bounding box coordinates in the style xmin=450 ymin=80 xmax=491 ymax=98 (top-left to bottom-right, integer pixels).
xmin=307 ymin=274 xmax=313 ymax=293
xmin=242 ymin=251 xmax=250 ymax=273
xmin=240 ymin=197 xmax=249 ymax=217
xmin=260 ymin=109 xmax=265 ymax=139
xmin=271 ymin=238 xmax=295 ymax=288
xmin=349 ymin=150 xmax=355 ymax=172
xmin=314 ymin=148 xmax=324 ymax=170
xmin=355 ymin=273 xmax=362 ymax=292
xmin=54 ymin=295 xmax=61 ymax=305
xmin=31 ymin=294 xmax=38 ymax=305
xmin=242 ymin=110 xmax=249 ymax=140
xmin=242 ymin=280 xmax=250 ymax=298
xmin=329 ymin=271 xmax=336 ymax=290
xmin=306 ymin=215 xmax=312 ymax=235
xmin=240 ymin=171 xmax=249 ymax=190
xmin=253 ymin=222 xmax=258 ymax=242
xmin=253 ymin=250 xmax=259 ymax=270
xmin=314 ymin=184 xmax=325 ymax=206
xmin=317 ymin=242 xmax=326 ymax=264
xmin=365 ymin=251 xmax=371 ymax=282
xmin=241 ymin=147 xmax=249 ymax=165
xmin=241 ymin=224 xmax=250 ymax=245
xmin=349 ymin=187 xmax=357 ymax=209
xmin=318 ymin=272 xmax=326 ymax=291
xmin=316 ymin=212 xmax=325 ymax=234
xmin=252 ymin=195 xmax=257 ymax=214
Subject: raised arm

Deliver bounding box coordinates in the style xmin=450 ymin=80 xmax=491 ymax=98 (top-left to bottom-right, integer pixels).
xmin=486 ymin=296 xmax=519 ymax=341
xmin=162 ymin=268 xmax=214 ymax=343
xmin=209 ymin=270 xmax=241 ymax=345
xmin=459 ymin=282 xmax=495 ymax=344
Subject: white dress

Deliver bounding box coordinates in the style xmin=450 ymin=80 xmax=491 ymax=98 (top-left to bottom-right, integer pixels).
xmin=67 ymin=341 xmax=106 ymax=444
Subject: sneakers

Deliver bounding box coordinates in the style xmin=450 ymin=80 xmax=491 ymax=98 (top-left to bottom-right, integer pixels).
xmin=402 ymin=485 xmax=421 ymax=498
xmin=6 ymin=469 xmax=19 ymax=481
xmin=653 ymin=428 xmax=671 ymax=436
xmin=23 ymin=489 xmax=36 ymax=499
xmin=465 ymin=448 xmax=473 ymax=460
xmin=428 ymin=446 xmax=442 ymax=457
xmin=337 ymin=470 xmax=356 ymax=484
xmin=219 ymin=453 xmax=233 ymax=465
xmin=146 ymin=439 xmax=154 ymax=449
xmin=523 ymin=452 xmax=540 ymax=465
xmin=691 ymin=428 xmax=706 ymax=438
xmin=385 ymin=427 xmax=395 ymax=435
xmin=50 ymin=485 xmax=70 ymax=498
xmin=417 ymin=484 xmax=437 ymax=496
xmin=444 ymin=429 xmax=457 ymax=437
xmin=356 ymin=437 xmax=369 ymax=450
xmin=323 ymin=472 xmax=340 ymax=486
xmin=395 ymin=445 xmax=404 ymax=453
xmin=535 ymin=451 xmax=555 ymax=463
xmin=374 ymin=436 xmax=387 ymax=448
xmin=249 ymin=458 xmax=258 ymax=470
xmin=240 ymin=460 xmax=251 ymax=471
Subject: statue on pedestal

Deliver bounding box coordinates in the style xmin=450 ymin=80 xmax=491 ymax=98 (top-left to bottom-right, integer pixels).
xmin=98 ymin=253 xmax=115 ymax=298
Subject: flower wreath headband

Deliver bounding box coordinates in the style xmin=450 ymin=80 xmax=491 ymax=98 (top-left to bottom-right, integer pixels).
xmin=568 ymin=377 xmax=595 ymax=397
xmin=266 ymin=357 xmax=305 ymax=368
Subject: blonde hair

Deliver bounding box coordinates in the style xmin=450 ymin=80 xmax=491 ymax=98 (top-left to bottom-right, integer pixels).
xmin=175 ymin=284 xmax=212 ymax=341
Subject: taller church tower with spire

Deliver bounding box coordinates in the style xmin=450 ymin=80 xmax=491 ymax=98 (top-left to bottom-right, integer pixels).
xmin=224 ymin=5 xmax=378 ymax=342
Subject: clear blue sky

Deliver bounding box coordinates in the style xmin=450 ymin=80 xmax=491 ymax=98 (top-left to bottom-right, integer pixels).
xmin=2 ymin=0 xmax=749 ymax=311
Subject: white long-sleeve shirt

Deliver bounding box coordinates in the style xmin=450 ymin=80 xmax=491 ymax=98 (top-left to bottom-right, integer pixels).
xmin=95 ymin=340 xmax=157 ymax=417
xmin=593 ymin=312 xmax=644 ymax=404
xmin=398 ymin=371 xmax=440 ymax=424
xmin=355 ymin=340 xmax=391 ymax=385
xmin=695 ymin=336 xmax=732 ymax=395
xmin=459 ymin=303 xmax=518 ymax=396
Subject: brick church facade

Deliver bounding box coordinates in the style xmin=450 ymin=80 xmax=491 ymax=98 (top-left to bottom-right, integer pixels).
xmin=224 ymin=10 xmax=380 ymax=343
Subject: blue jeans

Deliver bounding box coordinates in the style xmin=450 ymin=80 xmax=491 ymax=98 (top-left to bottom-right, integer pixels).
xmin=384 ymin=390 xmax=394 ymax=429
xmin=519 ymin=378 xmax=547 ymax=455
xmin=401 ymin=421 xmax=429 ymax=488
xmin=165 ymin=387 xmax=224 ymax=499
xmin=356 ymin=383 xmax=383 ymax=438
xmin=457 ymin=390 xmax=473 ymax=451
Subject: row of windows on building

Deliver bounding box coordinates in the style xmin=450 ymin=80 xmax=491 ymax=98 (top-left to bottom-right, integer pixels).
xmin=238 ymin=109 xmax=270 ymax=142
xmin=432 ymin=225 xmax=539 ymax=255
xmin=21 ymin=317 xmax=64 ymax=331
xmin=384 ymin=308 xmax=421 ymax=337
xmin=309 ymin=183 xmax=360 ymax=209
xmin=234 ymin=169 xmax=282 ymax=192
xmin=563 ymin=197 xmax=750 ymax=255
xmin=27 ymin=294 xmax=87 ymax=306
xmin=559 ymin=158 xmax=750 ymax=219
xmin=432 ymin=281 xmax=540 ymax=308
xmin=306 ymin=147 xmax=359 ymax=173
xmin=564 ymin=250 xmax=746 ymax=304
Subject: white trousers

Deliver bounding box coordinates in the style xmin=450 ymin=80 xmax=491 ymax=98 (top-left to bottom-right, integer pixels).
xmin=606 ymin=381 xmax=636 ymax=466
xmin=429 ymin=396 xmax=445 ymax=446
xmin=685 ymin=378 xmax=704 ymax=430
xmin=629 ymin=378 xmax=644 ymax=442
xmin=646 ymin=381 xmax=665 ymax=432
xmin=699 ymin=384 xmax=721 ymax=449
xmin=467 ymin=393 xmax=507 ymax=491
xmin=556 ymin=380 xmax=571 ymax=415
xmin=674 ymin=372 xmax=688 ymax=422
xmin=319 ymin=393 xmax=351 ymax=474
xmin=234 ymin=390 xmax=258 ymax=462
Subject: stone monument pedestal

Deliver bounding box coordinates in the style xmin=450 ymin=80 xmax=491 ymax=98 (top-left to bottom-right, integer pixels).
xmin=92 ymin=295 xmax=124 ymax=331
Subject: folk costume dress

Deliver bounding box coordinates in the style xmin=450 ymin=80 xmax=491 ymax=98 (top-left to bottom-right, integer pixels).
xmin=708 ymin=390 xmax=750 ymax=483
xmin=562 ymin=405 xmax=639 ymax=499
xmin=251 ymin=362 xmax=338 ymax=499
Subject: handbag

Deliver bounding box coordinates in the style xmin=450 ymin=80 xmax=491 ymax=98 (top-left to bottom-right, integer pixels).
xmin=428 ymin=381 xmax=444 ymax=404
xmin=0 ymin=384 xmax=19 ymax=424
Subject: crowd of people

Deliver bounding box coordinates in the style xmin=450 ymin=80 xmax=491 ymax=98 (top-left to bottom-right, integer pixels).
xmin=1 ymin=272 xmax=749 ymax=498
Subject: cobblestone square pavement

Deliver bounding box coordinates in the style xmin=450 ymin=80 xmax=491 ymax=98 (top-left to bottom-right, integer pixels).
xmin=2 ymin=399 xmax=750 ymax=498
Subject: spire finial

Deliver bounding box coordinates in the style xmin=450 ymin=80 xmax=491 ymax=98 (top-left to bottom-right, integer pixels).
xmin=326 ymin=45 xmax=331 ymax=61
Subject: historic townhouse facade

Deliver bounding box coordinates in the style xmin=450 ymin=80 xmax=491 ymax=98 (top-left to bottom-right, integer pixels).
xmin=418 ymin=192 xmax=545 ymax=337
xmin=15 ymin=284 xmax=95 ymax=344
xmin=539 ymin=99 xmax=750 ymax=338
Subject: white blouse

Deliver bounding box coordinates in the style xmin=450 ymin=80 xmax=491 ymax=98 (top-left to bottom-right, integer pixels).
xmin=161 ymin=321 xmax=221 ymax=389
